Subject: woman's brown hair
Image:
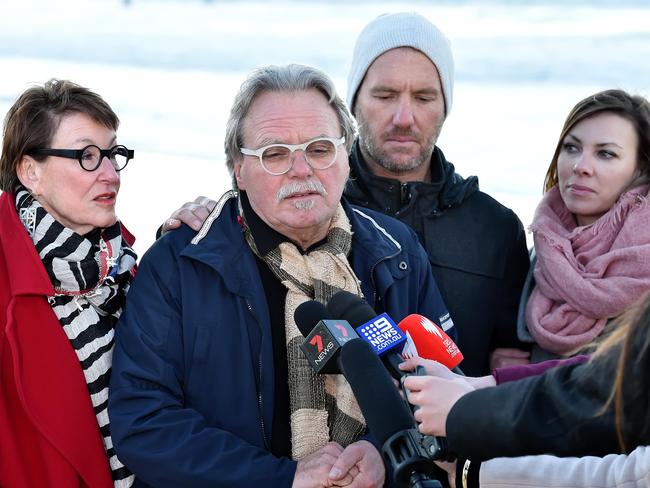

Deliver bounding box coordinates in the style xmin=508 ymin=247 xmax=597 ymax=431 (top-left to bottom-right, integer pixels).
xmin=543 ymin=89 xmax=650 ymax=193
xmin=0 ymin=79 xmax=119 ymax=192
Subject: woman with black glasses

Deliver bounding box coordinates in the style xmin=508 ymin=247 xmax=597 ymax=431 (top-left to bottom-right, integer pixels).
xmin=0 ymin=79 xmax=137 ymax=488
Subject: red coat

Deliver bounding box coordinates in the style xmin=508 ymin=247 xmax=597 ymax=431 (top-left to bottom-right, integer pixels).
xmin=0 ymin=191 xmax=134 ymax=488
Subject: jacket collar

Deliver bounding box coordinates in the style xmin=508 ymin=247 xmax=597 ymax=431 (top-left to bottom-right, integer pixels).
xmin=345 ymin=202 xmax=405 ymax=304
xmin=181 ymin=190 xmax=258 ymax=298
xmin=0 ymin=192 xmax=55 ymax=296
xmin=346 ymin=201 xmax=401 ymax=263
xmin=181 ymin=190 xmax=402 ymax=295
xmin=346 ymin=140 xmax=479 ymax=216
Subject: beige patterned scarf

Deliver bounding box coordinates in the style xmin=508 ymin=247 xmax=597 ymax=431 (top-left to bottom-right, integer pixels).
xmin=241 ymin=200 xmax=366 ymax=460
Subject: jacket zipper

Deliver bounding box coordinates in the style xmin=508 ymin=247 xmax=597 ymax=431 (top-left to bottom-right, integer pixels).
xmin=400 ymin=182 xmax=410 ymax=205
xmin=246 ymin=299 xmax=271 ymax=451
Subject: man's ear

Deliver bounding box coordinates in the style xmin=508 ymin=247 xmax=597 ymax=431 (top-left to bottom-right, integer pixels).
xmin=16 ymin=155 xmax=42 ymax=195
xmin=234 ymin=159 xmax=246 ymax=191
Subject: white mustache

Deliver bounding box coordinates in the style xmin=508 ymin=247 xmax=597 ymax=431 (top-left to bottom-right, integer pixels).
xmin=276 ymin=181 xmax=327 ymax=201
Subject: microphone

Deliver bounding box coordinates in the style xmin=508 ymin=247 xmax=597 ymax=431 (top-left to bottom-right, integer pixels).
xmin=339 ymin=339 xmax=442 ymax=488
xmin=294 ymin=300 xmax=358 ymax=374
xmin=326 ymin=291 xmax=408 ymax=380
xmin=327 ymin=292 xmax=456 ymax=463
xmin=398 ymin=314 xmax=464 ymax=373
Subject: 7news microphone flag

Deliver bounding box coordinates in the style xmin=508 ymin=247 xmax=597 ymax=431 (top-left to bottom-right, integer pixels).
xmin=294 ymin=300 xmax=358 ymax=374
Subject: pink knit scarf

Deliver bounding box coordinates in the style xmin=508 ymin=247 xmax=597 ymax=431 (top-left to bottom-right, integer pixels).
xmin=526 ymin=185 xmax=650 ymax=354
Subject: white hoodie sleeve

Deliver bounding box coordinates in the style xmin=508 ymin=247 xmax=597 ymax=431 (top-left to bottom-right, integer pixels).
xmin=479 ymin=445 xmax=650 ymax=488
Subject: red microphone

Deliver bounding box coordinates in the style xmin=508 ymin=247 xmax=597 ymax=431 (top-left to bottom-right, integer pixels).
xmin=398 ymin=314 xmax=464 ymax=370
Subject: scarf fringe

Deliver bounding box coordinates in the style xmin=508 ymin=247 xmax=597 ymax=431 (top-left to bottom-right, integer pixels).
xmin=590 ymin=191 xmax=647 ymax=236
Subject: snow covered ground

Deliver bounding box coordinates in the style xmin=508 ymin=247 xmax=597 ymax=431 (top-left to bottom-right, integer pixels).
xmin=1 ymin=0 xmax=649 ymax=257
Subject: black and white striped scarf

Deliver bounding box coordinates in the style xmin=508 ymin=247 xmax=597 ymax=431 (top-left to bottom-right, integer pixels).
xmin=16 ymin=187 xmax=137 ymax=487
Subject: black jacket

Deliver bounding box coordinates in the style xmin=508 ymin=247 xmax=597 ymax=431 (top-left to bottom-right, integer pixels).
xmin=446 ymin=359 xmax=620 ymax=462
xmin=345 ymin=142 xmax=530 ymax=375
xmin=448 ymin=340 xmax=650 ymax=486
xmin=447 ymin=301 xmax=650 ymax=488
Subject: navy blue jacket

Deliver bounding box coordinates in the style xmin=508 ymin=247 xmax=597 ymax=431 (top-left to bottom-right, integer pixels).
xmin=109 ymin=191 xmax=452 ymax=487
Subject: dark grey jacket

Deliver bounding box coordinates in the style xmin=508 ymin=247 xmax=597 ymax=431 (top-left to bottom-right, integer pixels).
xmin=345 ymin=142 xmax=530 ymax=375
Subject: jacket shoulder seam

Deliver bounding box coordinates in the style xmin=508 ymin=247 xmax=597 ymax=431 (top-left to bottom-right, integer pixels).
xmin=351 ymin=207 xmax=402 ymax=252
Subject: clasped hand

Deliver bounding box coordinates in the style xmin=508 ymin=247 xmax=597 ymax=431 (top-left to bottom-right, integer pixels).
xmin=293 ymin=440 xmax=385 ymax=488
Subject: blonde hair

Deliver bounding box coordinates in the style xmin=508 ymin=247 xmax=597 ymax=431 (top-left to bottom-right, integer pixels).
xmin=591 ymin=291 xmax=650 ymax=451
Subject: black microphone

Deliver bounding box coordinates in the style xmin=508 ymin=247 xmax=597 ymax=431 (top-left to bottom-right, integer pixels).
xmin=327 ymin=291 xmax=408 ymax=380
xmin=294 ymin=300 xmax=358 ymax=374
xmin=339 ymin=339 xmax=442 ymax=488
xmin=328 ymin=291 xmax=453 ymax=462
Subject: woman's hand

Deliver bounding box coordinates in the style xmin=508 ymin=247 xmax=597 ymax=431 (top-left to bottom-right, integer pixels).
xmin=162 ymin=196 xmax=217 ymax=233
xmin=399 ymin=356 xmax=457 ymax=379
xmin=489 ymin=347 xmax=530 ymax=370
xmin=400 ymin=357 xmax=496 ymax=390
xmin=402 ymin=375 xmax=474 ymax=436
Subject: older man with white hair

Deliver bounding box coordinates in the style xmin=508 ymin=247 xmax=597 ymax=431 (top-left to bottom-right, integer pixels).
xmin=164 ymin=12 xmax=530 ymax=377
xmin=109 ymin=64 xmax=451 ymax=487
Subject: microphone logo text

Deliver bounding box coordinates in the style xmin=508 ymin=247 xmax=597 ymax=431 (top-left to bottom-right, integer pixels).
xmin=357 ymin=314 xmax=405 ymax=353
xmin=314 ymin=341 xmax=335 ymax=364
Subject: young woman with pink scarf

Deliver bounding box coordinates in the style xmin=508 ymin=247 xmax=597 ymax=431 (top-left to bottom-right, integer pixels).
xmin=393 ymin=91 xmax=650 ymax=488
xmin=517 ymin=89 xmax=650 ymax=362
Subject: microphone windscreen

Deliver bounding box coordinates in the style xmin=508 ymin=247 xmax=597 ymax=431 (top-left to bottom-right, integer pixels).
xmin=327 ymin=291 xmax=376 ymax=327
xmin=398 ymin=314 xmax=463 ymax=369
xmin=339 ymin=338 xmax=414 ymax=445
xmin=294 ymin=300 xmax=330 ymax=337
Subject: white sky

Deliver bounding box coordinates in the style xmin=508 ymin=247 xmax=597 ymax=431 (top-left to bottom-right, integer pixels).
xmin=1 ymin=0 xmax=649 ymax=256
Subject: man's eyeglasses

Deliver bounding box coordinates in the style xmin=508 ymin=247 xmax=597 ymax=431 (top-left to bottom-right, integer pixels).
xmin=240 ymin=136 xmax=345 ymax=176
xmin=29 ymin=145 xmax=134 ymax=172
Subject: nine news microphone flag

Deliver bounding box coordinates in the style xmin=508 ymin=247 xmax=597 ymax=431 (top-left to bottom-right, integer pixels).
xmin=326 ymin=291 xmax=408 ymax=379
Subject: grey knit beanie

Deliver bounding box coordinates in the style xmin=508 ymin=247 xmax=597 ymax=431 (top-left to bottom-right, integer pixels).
xmin=347 ymin=12 xmax=454 ymax=115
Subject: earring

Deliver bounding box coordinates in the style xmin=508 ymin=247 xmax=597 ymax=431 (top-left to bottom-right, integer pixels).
xmin=19 ymin=207 xmax=37 ymax=235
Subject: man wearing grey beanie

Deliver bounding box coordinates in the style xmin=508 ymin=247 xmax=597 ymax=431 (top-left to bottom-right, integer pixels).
xmin=343 ymin=12 xmax=531 ymax=376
